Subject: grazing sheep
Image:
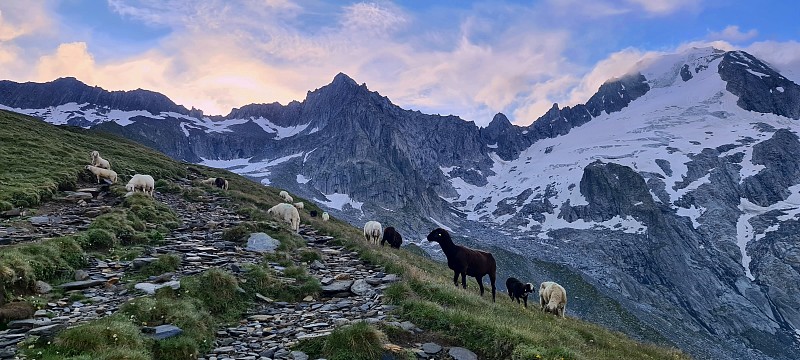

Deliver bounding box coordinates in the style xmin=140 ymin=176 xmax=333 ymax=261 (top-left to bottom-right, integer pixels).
xmin=84 ymin=165 xmax=117 ymax=184
xmin=310 ymin=210 xmax=318 ymax=217
xmin=214 ymin=176 xmax=229 ymax=190
xmin=126 ymin=174 xmax=155 ymax=196
xmin=381 ymin=226 xmax=403 ymax=249
xmin=201 ymin=177 xmax=217 ymax=185
xmin=427 ymin=228 xmax=496 ymax=302
xmin=363 ymin=221 xmax=382 ymax=244
xmin=322 ymin=212 xmax=329 ymax=221
xmin=506 ymin=277 xmax=534 ymax=308
xmin=293 ymin=202 xmax=304 ymax=209
xmin=279 ymin=190 xmax=293 ymax=202
xmin=90 ymin=151 xmax=111 ymax=169
xmin=539 ymin=281 xmax=567 ymax=318
xmin=267 ymin=203 xmax=300 ymax=232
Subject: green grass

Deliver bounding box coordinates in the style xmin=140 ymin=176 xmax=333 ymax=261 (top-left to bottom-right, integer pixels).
xmin=0 ymin=110 xmax=187 ymax=208
xmin=295 ymin=322 xmax=386 ymax=360
xmin=0 ymin=236 xmax=87 ymax=302
xmin=136 ymin=254 xmax=181 ymax=278
xmin=242 ymin=263 xmax=321 ymax=302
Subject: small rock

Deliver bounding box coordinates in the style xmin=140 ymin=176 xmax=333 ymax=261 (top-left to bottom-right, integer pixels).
xmin=422 ymin=342 xmax=442 ymax=354
xmin=74 ymin=270 xmax=90 ymax=281
xmin=64 ymin=191 xmax=94 ymax=201
xmin=334 ymin=273 xmax=352 ymax=280
xmin=321 ymin=280 xmax=354 ymax=295
xmin=245 ymin=233 xmax=281 ymax=253
xmin=302 ymin=295 xmax=314 ymax=302
xmin=7 ymin=318 xmax=52 ymax=329
xmin=448 ymin=347 xmax=478 ymax=360
xmin=134 ymin=280 xmax=181 ymax=295
xmin=142 ymin=324 xmax=183 ymax=340
xmin=1 ymin=208 xmax=27 ymax=218
xmin=291 ymin=351 xmax=309 ymax=360
xmin=34 ymin=281 xmax=52 ymax=294
xmin=350 ymin=279 xmax=374 ymax=296
xmin=58 ymin=279 xmax=105 ymax=290
xmin=310 ymin=260 xmax=325 ymax=269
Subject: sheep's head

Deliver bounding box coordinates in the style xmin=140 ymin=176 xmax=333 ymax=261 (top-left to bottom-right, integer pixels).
xmin=90 ymin=151 xmax=99 ymax=159
xmin=426 ymin=228 xmax=449 ymax=243
xmin=125 ymin=183 xmax=135 ymax=192
xmin=84 ymin=165 xmax=92 ymax=170
xmin=524 ymin=283 xmax=534 ymax=294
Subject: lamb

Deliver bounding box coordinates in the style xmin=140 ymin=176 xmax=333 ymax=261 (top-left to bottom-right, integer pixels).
xmin=279 ymin=190 xmax=293 ymax=202
xmin=214 ymin=176 xmax=229 ymax=190
xmin=293 ymin=202 xmax=304 ymax=209
xmin=90 ymin=151 xmax=111 ymax=169
xmin=539 ymin=281 xmax=567 ymax=318
xmin=381 ymin=226 xmax=403 ymax=249
xmin=363 ymin=221 xmax=382 ymax=244
xmin=427 ymin=228 xmax=496 ymax=302
xmin=322 ymin=212 xmax=329 ymax=221
xmin=125 ymin=174 xmax=155 ymax=196
xmin=84 ymin=165 xmax=118 ymax=184
xmin=267 ymin=203 xmax=300 ymax=232
xmin=506 ymin=277 xmax=534 ymax=308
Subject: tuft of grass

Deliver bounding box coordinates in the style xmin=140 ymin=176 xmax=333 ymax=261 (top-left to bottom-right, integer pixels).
xmin=243 ymin=264 xmax=321 ymax=302
xmin=27 ymin=316 xmax=150 ymax=359
xmin=154 ymin=179 xmax=181 ymax=194
xmin=180 ymin=268 xmax=248 ymax=321
xmin=78 ymin=228 xmax=118 ymax=251
xmin=298 ymin=248 xmax=322 ymax=263
xmin=121 ymin=295 xmax=214 ymax=356
xmin=136 ymin=254 xmax=181 ymax=277
xmin=297 ymin=322 xmax=385 ymax=360
xmin=0 ymin=237 xmax=87 ymax=302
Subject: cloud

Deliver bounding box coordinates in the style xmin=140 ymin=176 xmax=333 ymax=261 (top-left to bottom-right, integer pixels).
xmin=707 ymin=25 xmax=758 ymax=43
xmin=0 ymin=1 xmax=54 ymax=41
xmin=625 ymin=0 xmax=702 ymax=15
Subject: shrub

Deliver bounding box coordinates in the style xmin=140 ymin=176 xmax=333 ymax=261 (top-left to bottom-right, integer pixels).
xmin=181 ymin=268 xmax=248 ymax=320
xmin=52 ymin=316 xmax=147 ymax=356
xmin=137 ymin=254 xmax=181 ymax=277
xmin=79 ymin=229 xmax=118 ymax=251
xmin=321 ymin=322 xmax=386 ymax=360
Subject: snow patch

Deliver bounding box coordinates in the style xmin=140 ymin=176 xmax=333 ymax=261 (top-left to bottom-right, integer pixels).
xmin=429 ymin=217 xmax=453 ymax=232
xmin=296 ymin=174 xmax=311 ymax=184
xmin=676 ymin=205 xmax=705 ymax=229
xmin=314 ymin=193 xmax=364 ymax=212
xmin=250 ymin=117 xmax=311 ymax=139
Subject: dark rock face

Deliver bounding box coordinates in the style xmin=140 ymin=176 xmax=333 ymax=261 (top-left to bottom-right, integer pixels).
xmin=479 ymin=113 xmax=533 ymax=160
xmin=718 ymin=51 xmax=800 ymax=119
xmin=680 ymin=64 xmax=693 ymax=81
xmin=741 ymin=129 xmax=800 ymax=206
xmin=0 ymin=77 xmax=188 ymax=115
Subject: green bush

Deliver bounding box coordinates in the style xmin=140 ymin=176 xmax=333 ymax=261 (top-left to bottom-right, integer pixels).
xmin=137 ymin=254 xmax=181 ymax=277
xmin=0 ymin=237 xmax=86 ymax=301
xmin=322 ymin=322 xmax=386 ymax=360
xmin=79 ymin=228 xmax=118 ymax=251
xmin=51 ymin=316 xmax=147 ymax=357
xmin=0 ymin=201 xmax=13 ymax=211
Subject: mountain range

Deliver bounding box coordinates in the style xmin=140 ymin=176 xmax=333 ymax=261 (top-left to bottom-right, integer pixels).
xmin=2 ymin=47 xmax=800 ymax=359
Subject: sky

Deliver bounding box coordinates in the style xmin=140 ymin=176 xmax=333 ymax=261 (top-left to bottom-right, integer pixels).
xmin=1 ymin=0 xmax=799 ymax=126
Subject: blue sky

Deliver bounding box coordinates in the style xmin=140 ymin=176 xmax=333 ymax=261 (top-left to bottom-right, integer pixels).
xmin=1 ymin=0 xmax=799 ymax=125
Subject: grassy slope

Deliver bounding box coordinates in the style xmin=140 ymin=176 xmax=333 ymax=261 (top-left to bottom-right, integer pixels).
xmin=0 ymin=110 xmax=689 ymax=360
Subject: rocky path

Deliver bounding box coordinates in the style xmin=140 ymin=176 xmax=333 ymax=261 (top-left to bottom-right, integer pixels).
xmin=0 ymin=184 xmax=478 ymax=360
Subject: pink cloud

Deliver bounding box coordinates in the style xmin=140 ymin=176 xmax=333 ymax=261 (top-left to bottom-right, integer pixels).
xmin=707 ymin=25 xmax=759 ymax=43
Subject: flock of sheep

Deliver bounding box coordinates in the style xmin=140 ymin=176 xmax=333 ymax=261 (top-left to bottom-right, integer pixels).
xmin=82 ymin=151 xmax=565 ymax=317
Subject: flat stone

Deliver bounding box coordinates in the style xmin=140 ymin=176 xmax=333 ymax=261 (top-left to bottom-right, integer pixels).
xmin=134 ymin=280 xmax=180 ymax=295
xmin=58 ymin=279 xmax=105 ymax=290
xmin=448 ymin=347 xmax=478 ymax=360
xmin=64 ymin=191 xmax=94 ymax=201
xmin=28 ymin=324 xmax=66 ymax=336
xmin=321 ymin=280 xmax=354 ymax=295
xmin=255 ymin=293 xmax=274 ymax=303
xmin=7 ymin=318 xmax=52 ymax=329
xmin=245 ymin=232 xmax=281 ymax=253
xmin=382 ymin=274 xmax=401 ymax=283
xmin=422 ymin=343 xmax=442 ymax=354
xmin=143 ymin=324 xmax=183 ymax=340
xmin=29 ymin=215 xmax=58 ymax=225
xmin=350 ymin=279 xmax=374 ymax=296
xmin=249 ymin=315 xmax=273 ymax=321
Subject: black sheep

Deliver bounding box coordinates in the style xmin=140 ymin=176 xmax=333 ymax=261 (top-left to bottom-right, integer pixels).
xmin=506 ymin=277 xmax=534 ymax=308
xmin=381 ymin=227 xmax=403 ymax=248
xmin=310 ymin=210 xmax=318 ymax=217
xmin=427 ymin=228 xmax=496 ymax=302
xmin=214 ymin=177 xmax=226 ymax=189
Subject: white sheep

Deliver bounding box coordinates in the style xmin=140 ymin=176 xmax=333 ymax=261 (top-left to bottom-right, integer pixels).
xmin=90 ymin=151 xmax=111 ymax=169
xmin=126 ymin=174 xmax=155 ymax=196
xmin=293 ymin=202 xmax=304 ymax=209
xmin=85 ymin=165 xmax=117 ymax=184
xmin=322 ymin=212 xmax=330 ymax=221
xmin=279 ymin=190 xmax=293 ymax=202
xmin=200 ymin=177 xmax=216 ymax=185
xmin=267 ymin=203 xmax=300 ymax=233
xmin=539 ymin=281 xmax=567 ymax=318
xmin=363 ymin=221 xmax=382 ymax=244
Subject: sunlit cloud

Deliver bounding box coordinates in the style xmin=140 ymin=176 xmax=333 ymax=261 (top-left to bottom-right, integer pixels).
xmin=707 ymin=25 xmax=759 ymax=43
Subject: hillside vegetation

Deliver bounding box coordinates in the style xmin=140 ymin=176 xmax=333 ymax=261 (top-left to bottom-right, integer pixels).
xmin=0 ymin=110 xmax=688 ymax=360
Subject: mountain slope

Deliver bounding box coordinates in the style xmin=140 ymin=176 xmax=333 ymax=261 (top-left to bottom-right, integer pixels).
xmin=2 ymin=47 xmax=800 ymax=359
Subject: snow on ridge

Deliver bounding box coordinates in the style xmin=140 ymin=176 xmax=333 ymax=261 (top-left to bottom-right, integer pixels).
xmin=314 ymin=193 xmax=364 ymax=212
xmin=296 ymin=174 xmax=311 ymax=184
xmin=250 ymin=117 xmax=311 ymax=139
xmin=429 ymin=217 xmax=453 ymax=232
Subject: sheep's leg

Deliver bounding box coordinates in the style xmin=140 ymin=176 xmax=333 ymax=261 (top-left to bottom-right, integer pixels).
xmin=523 ymin=297 xmax=528 ymax=308
xmin=453 ymin=271 xmax=459 ymax=287
xmin=476 ymin=276 xmax=484 ymax=296
xmin=460 ymin=272 xmax=467 ymax=289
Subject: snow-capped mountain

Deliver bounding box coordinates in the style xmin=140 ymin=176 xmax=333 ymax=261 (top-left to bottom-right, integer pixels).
xmin=2 ymin=47 xmax=800 ymax=359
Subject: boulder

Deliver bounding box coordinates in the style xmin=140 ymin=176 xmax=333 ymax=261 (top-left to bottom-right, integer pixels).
xmin=245 ymin=233 xmax=281 ymax=253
